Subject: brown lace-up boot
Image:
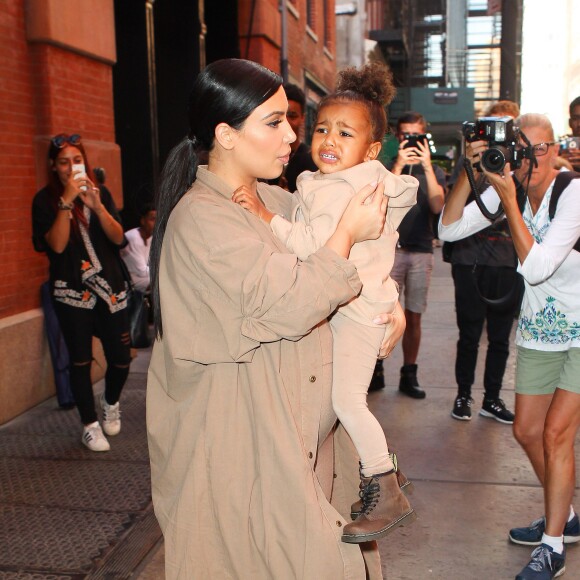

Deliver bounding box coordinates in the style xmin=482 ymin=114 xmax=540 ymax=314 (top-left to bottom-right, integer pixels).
xmin=342 ymin=469 xmax=416 ymax=543
xmin=350 ymin=453 xmax=414 ymax=520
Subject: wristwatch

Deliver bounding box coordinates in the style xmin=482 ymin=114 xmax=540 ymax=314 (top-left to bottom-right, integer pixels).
xmin=58 ymin=197 xmax=74 ymax=210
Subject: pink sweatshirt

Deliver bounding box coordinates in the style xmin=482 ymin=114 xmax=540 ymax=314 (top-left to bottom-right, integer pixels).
xmin=270 ymin=160 xmax=418 ymax=325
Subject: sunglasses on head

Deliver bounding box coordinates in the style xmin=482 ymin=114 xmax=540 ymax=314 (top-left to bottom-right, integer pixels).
xmin=51 ymin=134 xmax=82 ymax=149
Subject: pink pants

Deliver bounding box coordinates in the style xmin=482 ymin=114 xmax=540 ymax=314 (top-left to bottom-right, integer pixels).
xmin=329 ymin=310 xmax=393 ymax=477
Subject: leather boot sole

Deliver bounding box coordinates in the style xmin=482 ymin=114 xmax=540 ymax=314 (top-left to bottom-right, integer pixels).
xmin=399 ymin=386 xmax=426 ymax=399
xmin=342 ymin=509 xmax=417 ymax=543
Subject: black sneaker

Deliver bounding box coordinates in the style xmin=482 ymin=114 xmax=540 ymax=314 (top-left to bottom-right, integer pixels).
xmin=451 ymin=396 xmax=473 ymax=421
xmin=479 ymin=397 xmax=514 ymax=424
xmin=515 ymin=543 xmax=565 ymax=579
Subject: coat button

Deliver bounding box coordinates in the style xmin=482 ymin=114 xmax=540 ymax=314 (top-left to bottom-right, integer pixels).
xmin=309 ymin=375 xmax=316 ymax=383
xmin=308 ymin=451 xmax=313 ymax=459
xmin=336 ymin=521 xmax=342 ymax=527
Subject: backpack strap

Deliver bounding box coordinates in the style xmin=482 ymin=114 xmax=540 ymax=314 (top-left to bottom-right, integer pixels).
xmin=548 ymin=171 xmax=580 ymax=252
xmin=548 ymin=171 xmax=580 ymax=219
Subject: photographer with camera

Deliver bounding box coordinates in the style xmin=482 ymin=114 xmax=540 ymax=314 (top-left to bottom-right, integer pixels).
xmin=446 ymin=101 xmax=520 ymax=425
xmin=560 ymin=96 xmax=580 ymax=171
xmin=370 ymin=111 xmax=445 ymax=397
xmin=440 ymin=113 xmax=580 ymax=580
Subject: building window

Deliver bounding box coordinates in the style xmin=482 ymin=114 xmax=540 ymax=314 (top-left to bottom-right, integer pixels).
xmin=323 ymin=0 xmax=330 ymax=46
xmin=306 ymin=0 xmax=315 ymax=29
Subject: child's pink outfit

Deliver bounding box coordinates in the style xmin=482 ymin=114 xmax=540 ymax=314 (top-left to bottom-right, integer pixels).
xmin=270 ymin=160 xmax=418 ymax=476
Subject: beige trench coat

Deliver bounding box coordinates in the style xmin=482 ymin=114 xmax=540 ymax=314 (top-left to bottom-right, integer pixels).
xmin=147 ymin=167 xmax=383 ymax=579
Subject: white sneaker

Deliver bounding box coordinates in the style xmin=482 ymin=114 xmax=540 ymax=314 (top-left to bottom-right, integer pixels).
xmin=82 ymin=421 xmax=110 ymax=452
xmin=101 ymin=394 xmax=121 ymax=436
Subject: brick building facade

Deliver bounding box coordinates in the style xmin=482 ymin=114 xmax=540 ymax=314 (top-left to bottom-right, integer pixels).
xmin=0 ymin=0 xmax=336 ymax=424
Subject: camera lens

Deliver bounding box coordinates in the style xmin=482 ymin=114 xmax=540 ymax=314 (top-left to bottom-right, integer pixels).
xmin=482 ymin=147 xmax=507 ymax=173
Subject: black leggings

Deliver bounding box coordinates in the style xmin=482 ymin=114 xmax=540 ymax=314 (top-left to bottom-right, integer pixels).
xmin=452 ymin=264 xmax=517 ymax=399
xmin=54 ymin=298 xmax=131 ymax=425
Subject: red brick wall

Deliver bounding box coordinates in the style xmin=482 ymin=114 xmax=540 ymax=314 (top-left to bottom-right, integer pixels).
xmin=31 ymin=45 xmax=115 ymax=141
xmin=1 ymin=1 xmax=46 ymax=318
xmin=238 ymin=0 xmax=337 ymax=93
xmin=0 ymin=1 xmax=116 ymax=319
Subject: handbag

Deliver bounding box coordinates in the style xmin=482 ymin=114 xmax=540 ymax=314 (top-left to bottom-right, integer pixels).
xmin=117 ymin=243 xmax=152 ymax=348
xmin=127 ymin=289 xmax=152 ymax=348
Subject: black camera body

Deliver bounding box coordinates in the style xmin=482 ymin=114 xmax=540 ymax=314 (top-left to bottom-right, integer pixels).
xmin=403 ymin=133 xmax=428 ymax=148
xmin=462 ymin=116 xmax=528 ymax=173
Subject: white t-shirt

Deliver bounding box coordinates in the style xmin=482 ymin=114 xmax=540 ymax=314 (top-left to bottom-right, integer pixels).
xmin=121 ymin=228 xmax=151 ymax=292
xmin=439 ymin=172 xmax=580 ymax=351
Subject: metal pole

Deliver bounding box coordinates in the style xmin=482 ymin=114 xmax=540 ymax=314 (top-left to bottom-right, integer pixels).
xmin=145 ymin=0 xmax=159 ymax=183
xmin=280 ymin=0 xmax=288 ymax=83
xmin=499 ymin=0 xmax=523 ymax=103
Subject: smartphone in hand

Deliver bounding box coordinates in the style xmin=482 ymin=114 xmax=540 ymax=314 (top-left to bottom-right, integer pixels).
xmin=72 ymin=163 xmax=87 ymax=191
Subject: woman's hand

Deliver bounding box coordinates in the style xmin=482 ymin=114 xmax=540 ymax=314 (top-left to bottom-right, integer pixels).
xmin=375 ymin=301 xmax=406 ymax=359
xmin=465 ymin=140 xmax=488 ymax=171
xmin=232 ymin=185 xmax=274 ymax=223
xmin=79 ymin=180 xmax=105 ymax=213
xmin=482 ymin=163 xmax=518 ymax=208
xmin=325 ymin=182 xmax=386 ymax=258
xmin=61 ymin=169 xmax=89 ymax=205
xmin=338 ymin=181 xmax=387 ymax=244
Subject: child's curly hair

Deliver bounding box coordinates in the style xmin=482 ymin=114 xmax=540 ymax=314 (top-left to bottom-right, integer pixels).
xmin=317 ymin=62 xmax=396 ymax=142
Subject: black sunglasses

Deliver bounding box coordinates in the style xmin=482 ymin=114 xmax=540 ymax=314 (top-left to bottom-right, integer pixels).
xmin=51 ymin=134 xmax=82 ymax=149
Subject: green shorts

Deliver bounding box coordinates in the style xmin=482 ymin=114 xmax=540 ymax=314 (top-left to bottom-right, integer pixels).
xmin=515 ymin=346 xmax=580 ymax=395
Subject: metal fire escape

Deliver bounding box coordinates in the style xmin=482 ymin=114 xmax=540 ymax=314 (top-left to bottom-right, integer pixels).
xmin=368 ymin=0 xmax=521 ymax=109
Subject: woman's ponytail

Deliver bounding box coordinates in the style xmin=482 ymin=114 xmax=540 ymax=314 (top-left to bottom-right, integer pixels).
xmin=150 ymin=137 xmax=200 ymax=338
xmin=150 ymin=59 xmax=282 ymax=341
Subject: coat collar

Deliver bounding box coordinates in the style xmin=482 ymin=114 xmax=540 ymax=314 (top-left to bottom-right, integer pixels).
xmin=195 ymin=166 xmax=236 ymax=200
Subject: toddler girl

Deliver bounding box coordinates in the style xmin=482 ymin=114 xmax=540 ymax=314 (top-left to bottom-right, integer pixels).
xmin=235 ymin=62 xmax=418 ymax=543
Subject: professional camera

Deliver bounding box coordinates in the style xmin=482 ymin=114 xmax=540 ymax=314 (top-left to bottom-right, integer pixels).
xmin=462 ymin=116 xmax=528 ymax=173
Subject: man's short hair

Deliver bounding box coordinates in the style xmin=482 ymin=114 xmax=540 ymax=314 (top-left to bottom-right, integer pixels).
xmin=139 ymin=201 xmax=156 ymax=217
xmin=396 ymin=111 xmax=427 ymax=132
xmin=485 ymin=100 xmax=520 ymax=118
xmin=283 ymin=83 xmax=306 ymax=112
xmin=570 ymin=96 xmax=580 ymax=116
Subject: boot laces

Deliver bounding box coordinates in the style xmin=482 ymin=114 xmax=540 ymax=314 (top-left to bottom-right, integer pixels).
xmin=361 ymin=479 xmax=381 ymax=515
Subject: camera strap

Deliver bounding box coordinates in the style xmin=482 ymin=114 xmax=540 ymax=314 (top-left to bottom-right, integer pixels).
xmin=463 ymin=158 xmax=505 ymax=220
xmin=469 ymin=174 xmax=525 ymax=307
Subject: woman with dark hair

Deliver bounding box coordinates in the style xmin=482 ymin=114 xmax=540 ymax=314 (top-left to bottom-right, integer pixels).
xmin=32 ymin=134 xmax=131 ymax=452
xmin=147 ymin=58 xmax=398 ymax=578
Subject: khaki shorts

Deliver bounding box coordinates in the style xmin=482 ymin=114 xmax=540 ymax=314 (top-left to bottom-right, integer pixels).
xmin=515 ymin=346 xmax=580 ymax=395
xmin=390 ymin=249 xmax=434 ymax=314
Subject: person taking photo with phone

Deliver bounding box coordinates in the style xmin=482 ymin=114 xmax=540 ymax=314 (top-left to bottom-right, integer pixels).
xmin=560 ymin=96 xmax=580 ymax=171
xmin=32 ymin=134 xmax=131 ymax=452
xmin=369 ymin=111 xmax=446 ymax=397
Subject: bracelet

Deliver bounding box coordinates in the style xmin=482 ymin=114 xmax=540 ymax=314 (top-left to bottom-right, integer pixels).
xmin=58 ymin=197 xmax=74 ymax=211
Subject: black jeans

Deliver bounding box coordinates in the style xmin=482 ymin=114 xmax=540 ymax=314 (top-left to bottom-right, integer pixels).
xmin=452 ymin=265 xmax=518 ymax=400
xmin=54 ymin=298 xmax=131 ymax=425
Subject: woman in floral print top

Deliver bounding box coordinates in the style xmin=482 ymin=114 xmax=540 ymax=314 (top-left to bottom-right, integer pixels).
xmin=32 ymin=134 xmax=131 ymax=453
xmin=439 ymin=113 xmax=580 ymax=580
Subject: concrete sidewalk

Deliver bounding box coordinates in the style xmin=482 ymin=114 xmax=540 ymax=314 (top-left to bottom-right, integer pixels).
xmin=1 ymin=248 xmax=578 ymax=579
xmin=137 ymin=250 xmax=580 ymax=579
xmin=0 ymin=340 xmax=160 ymax=578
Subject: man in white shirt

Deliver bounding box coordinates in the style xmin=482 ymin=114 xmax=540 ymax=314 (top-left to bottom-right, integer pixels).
xmin=121 ymin=204 xmax=156 ymax=292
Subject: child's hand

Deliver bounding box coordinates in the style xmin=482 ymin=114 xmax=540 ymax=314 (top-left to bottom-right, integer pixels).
xmin=232 ymin=185 xmax=274 ymax=223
